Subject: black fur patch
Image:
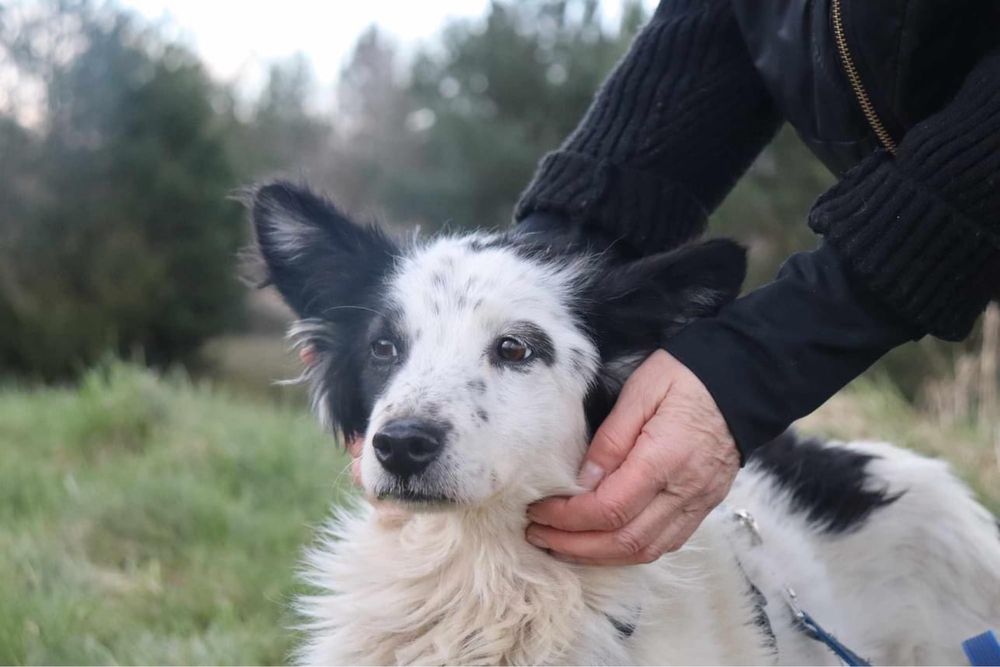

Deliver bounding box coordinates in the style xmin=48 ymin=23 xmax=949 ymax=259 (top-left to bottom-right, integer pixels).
xmin=607 ymin=615 xmax=636 ymax=640
xmin=251 ymin=181 xmax=397 ymax=320
xmin=499 ymin=234 xmax=746 ymax=438
xmin=576 ymin=239 xmax=746 ymax=363
xmin=743 ymin=580 xmax=776 ymax=654
xmin=511 ymin=321 xmax=555 ymax=366
xmin=750 ymin=431 xmax=903 ymax=534
xmin=250 ymin=181 xmax=401 ymax=439
xmin=583 ymin=378 xmax=618 ymax=437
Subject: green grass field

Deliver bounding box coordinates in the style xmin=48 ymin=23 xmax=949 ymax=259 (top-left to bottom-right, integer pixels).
xmin=0 ymin=361 xmax=996 ymax=665
xmin=0 ymin=362 xmax=350 ymax=665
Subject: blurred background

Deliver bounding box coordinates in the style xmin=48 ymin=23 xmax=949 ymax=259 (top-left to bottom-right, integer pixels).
xmin=0 ymin=0 xmax=997 ymax=663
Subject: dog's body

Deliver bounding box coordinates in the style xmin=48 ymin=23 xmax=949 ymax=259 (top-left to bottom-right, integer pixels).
xmin=298 ymin=436 xmax=999 ymax=665
xmin=250 ymin=182 xmax=1000 ymax=665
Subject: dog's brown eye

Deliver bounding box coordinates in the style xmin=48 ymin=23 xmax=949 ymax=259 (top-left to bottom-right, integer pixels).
xmin=497 ymin=337 xmax=531 ymax=363
xmin=370 ymin=338 xmax=398 ymax=361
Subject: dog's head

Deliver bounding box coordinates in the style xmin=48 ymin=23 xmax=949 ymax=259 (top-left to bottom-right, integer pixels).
xmin=251 ymin=182 xmax=745 ymax=508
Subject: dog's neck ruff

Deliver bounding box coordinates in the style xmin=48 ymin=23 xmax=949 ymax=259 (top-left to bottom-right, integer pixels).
xmin=298 ymin=501 xmax=651 ymax=665
xmin=296 ymin=500 xmax=773 ymax=665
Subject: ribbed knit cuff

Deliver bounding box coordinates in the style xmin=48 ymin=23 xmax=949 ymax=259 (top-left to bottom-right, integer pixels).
xmin=810 ymin=52 xmax=1000 ymax=341
xmin=810 ymin=154 xmax=1000 ymax=341
xmin=514 ymin=151 xmax=708 ymax=252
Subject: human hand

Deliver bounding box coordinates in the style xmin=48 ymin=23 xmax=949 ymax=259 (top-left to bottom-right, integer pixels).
xmin=525 ymin=349 xmax=739 ymax=565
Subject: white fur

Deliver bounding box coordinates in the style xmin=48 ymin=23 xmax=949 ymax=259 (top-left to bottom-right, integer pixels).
xmin=293 ymin=235 xmax=1000 ymax=665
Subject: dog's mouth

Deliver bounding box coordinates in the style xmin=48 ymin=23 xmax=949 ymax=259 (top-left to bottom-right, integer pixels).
xmin=375 ymin=484 xmax=459 ymax=510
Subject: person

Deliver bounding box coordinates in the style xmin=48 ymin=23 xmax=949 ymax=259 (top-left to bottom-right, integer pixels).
xmin=326 ymin=0 xmax=1000 ymax=562
xmin=509 ymin=0 xmax=1000 ymax=565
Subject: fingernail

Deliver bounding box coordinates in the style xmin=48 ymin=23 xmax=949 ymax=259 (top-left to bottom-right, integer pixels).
xmin=577 ymin=461 xmax=605 ymax=490
xmin=526 ymin=530 xmax=548 ymax=550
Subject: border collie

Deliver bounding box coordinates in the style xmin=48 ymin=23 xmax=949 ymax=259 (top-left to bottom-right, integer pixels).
xmin=249 ymin=181 xmax=1000 ymax=665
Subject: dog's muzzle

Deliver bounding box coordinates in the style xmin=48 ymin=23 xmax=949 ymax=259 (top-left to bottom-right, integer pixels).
xmin=372 ymin=418 xmax=445 ymax=478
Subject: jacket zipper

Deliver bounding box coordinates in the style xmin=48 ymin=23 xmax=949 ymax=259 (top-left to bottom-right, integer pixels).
xmin=831 ymin=0 xmax=898 ymax=154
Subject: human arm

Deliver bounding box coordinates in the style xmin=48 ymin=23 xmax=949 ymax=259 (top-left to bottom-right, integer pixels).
xmin=527 ymin=51 xmax=1000 ymax=564
xmin=515 ymin=0 xmax=781 ymax=254
xmin=671 ymin=49 xmax=1000 ymax=458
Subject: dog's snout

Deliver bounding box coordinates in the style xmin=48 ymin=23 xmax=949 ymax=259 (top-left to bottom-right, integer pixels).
xmin=372 ymin=418 xmax=445 ymax=477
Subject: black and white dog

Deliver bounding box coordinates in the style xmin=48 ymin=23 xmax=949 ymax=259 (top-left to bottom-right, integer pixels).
xmin=250 ymin=181 xmax=1000 ymax=665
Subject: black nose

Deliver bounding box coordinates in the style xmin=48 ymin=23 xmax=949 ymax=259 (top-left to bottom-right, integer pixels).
xmin=372 ymin=418 xmax=446 ymax=477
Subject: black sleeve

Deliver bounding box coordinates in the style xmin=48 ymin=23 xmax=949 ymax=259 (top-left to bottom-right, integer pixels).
xmin=514 ymin=0 xmax=781 ymax=255
xmin=664 ymin=243 xmax=920 ymax=461
xmin=684 ymin=53 xmax=1000 ymax=460
xmin=809 ymin=51 xmax=1000 ymax=341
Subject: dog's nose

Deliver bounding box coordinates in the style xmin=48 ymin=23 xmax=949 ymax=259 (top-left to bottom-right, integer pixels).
xmin=372 ymin=418 xmax=445 ymax=477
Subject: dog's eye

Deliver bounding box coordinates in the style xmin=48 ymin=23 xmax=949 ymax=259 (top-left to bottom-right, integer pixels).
xmin=497 ymin=337 xmax=532 ymax=363
xmin=370 ymin=338 xmax=399 ymax=361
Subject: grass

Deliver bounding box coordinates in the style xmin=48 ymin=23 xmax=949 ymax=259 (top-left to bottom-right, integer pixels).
xmin=0 ymin=361 xmax=350 ymax=665
xmin=0 ymin=359 xmax=996 ymax=665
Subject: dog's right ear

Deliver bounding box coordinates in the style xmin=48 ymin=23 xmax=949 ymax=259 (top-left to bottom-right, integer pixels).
xmin=249 ymin=181 xmax=398 ymax=319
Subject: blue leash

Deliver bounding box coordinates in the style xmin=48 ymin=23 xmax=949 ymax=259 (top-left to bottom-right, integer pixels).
xmin=788 ymin=594 xmax=999 ymax=667
xmin=782 ymin=586 xmax=871 ymax=666
xmin=729 ymin=509 xmax=872 ymax=665
xmin=730 ymin=508 xmax=995 ymax=667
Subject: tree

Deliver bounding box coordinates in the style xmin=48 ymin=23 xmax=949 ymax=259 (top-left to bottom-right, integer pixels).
xmin=0 ymin=2 xmax=244 ymax=379
xmin=228 ymin=54 xmax=334 ymax=180
xmin=326 ymin=1 xmax=646 ymax=230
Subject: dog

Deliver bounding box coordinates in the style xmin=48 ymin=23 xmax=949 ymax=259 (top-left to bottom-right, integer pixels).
xmin=249 ymin=181 xmax=1000 ymax=665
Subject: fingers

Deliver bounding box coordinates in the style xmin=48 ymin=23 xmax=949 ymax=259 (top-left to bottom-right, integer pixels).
xmin=533 ymin=352 xmax=680 ymax=531
xmin=528 ymin=443 xmax=665 ymax=532
xmin=525 ymin=350 xmax=741 ymax=565
xmin=528 ymin=487 xmax=719 ymax=565
xmin=576 ymin=351 xmax=675 ymax=487
xmin=527 ymin=490 xmax=687 ymax=561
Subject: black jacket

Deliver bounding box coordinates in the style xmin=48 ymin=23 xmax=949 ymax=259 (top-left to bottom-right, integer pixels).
xmin=516 ymin=0 xmax=1000 ymax=459
xmin=734 ymin=0 xmax=1000 ymax=175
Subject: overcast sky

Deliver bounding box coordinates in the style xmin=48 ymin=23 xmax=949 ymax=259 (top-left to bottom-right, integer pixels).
xmin=121 ymin=1 xmax=648 ymax=107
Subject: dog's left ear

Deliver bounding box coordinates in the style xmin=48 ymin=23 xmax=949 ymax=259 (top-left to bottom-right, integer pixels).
xmin=585 ymin=239 xmax=746 ymax=361
xmin=249 ymin=180 xmax=398 ymax=320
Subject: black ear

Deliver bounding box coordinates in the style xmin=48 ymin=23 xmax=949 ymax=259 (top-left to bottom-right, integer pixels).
xmin=250 ymin=181 xmax=398 ymax=319
xmin=585 ymin=239 xmax=746 ymax=361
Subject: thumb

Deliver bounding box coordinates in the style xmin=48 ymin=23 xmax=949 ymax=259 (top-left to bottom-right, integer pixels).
xmin=578 ymin=351 xmax=675 ymax=489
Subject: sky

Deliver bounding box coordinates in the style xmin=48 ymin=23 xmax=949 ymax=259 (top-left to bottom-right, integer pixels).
xmin=121 ymin=1 xmax=648 ymax=108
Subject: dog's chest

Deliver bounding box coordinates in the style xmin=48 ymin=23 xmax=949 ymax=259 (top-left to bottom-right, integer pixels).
xmin=299 ymin=510 xmax=643 ymax=664
xmin=299 ymin=509 xmax=779 ymax=665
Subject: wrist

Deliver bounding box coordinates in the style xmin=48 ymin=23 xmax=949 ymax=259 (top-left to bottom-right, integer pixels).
xmin=664 ymin=245 xmax=911 ymax=460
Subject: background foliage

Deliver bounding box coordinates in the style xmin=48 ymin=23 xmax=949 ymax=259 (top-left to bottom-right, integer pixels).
xmin=0 ymin=1 xmax=997 ymax=664
xmin=5 ymin=0 xmax=979 ymax=396
xmin=0 ymin=3 xmax=243 ymax=379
